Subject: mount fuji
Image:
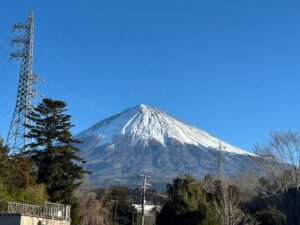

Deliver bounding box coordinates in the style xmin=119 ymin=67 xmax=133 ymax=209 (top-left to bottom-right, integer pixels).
xmin=75 ymin=104 xmax=259 ymax=189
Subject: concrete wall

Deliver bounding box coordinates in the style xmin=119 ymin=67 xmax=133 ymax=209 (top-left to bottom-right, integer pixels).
xmin=21 ymin=215 xmax=71 ymax=225
xmin=0 ymin=214 xmax=71 ymax=225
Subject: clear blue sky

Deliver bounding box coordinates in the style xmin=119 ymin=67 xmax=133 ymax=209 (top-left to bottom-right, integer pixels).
xmin=0 ymin=0 xmax=299 ymax=152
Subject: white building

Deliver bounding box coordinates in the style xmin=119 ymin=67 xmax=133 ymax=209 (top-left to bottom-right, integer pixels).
xmin=132 ymin=204 xmax=157 ymax=216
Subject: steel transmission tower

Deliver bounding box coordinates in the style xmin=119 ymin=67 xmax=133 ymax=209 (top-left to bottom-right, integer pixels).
xmin=217 ymin=141 xmax=225 ymax=178
xmin=6 ymin=11 xmax=40 ymax=154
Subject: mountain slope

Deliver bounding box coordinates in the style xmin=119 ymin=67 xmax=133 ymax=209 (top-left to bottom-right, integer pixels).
xmin=75 ymin=104 xmax=259 ymax=189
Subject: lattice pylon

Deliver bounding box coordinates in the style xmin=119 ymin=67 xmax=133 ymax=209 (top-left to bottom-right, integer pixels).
xmin=6 ymin=11 xmax=39 ymax=154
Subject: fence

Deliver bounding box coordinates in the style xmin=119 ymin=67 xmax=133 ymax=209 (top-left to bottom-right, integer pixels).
xmin=7 ymin=201 xmax=71 ymax=220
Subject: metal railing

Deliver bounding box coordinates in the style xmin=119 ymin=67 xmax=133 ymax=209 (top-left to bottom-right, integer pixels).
xmin=7 ymin=201 xmax=71 ymax=220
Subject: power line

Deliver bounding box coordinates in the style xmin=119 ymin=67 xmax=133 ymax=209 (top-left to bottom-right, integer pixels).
xmin=0 ymin=48 xmax=9 ymax=61
xmin=0 ymin=34 xmax=12 ymax=54
xmin=0 ymin=59 xmax=10 ymax=74
xmin=0 ymin=7 xmax=117 ymax=111
xmin=35 ymin=52 xmax=112 ymax=114
xmin=0 ymin=6 xmax=15 ymax=23
xmin=36 ymin=57 xmax=88 ymax=92
xmin=40 ymin=72 xmax=108 ymax=113
xmin=37 ymin=42 xmax=120 ymax=103
xmin=0 ymin=97 xmax=15 ymax=107
xmin=0 ymin=109 xmax=14 ymax=120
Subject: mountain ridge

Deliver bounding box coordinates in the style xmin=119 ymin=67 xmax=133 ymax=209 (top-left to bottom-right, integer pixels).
xmin=76 ymin=103 xmax=255 ymax=156
xmin=75 ymin=104 xmax=259 ymax=189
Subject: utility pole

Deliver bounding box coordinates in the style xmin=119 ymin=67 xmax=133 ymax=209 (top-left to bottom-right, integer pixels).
xmin=217 ymin=141 xmax=225 ymax=178
xmin=6 ymin=11 xmax=41 ymax=154
xmin=139 ymin=174 xmax=151 ymax=225
xmin=132 ymin=207 xmax=135 ymax=225
xmin=111 ymin=199 xmax=118 ymax=225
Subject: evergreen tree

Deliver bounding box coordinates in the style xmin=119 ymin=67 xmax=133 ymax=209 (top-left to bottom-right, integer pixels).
xmin=0 ymin=136 xmax=34 ymax=189
xmin=26 ymin=98 xmax=89 ymax=225
xmin=0 ymin=137 xmax=10 ymax=183
xmin=105 ymin=186 xmax=136 ymax=225
xmin=256 ymin=206 xmax=286 ymax=225
xmin=156 ymin=175 xmax=221 ymax=225
xmin=0 ymin=137 xmax=48 ymax=212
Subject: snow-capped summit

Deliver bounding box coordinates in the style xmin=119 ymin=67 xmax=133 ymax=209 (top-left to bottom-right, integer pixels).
xmin=76 ymin=104 xmax=254 ymax=156
xmin=75 ymin=104 xmax=259 ymax=189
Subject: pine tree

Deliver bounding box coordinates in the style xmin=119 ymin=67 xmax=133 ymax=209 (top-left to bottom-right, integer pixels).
xmin=156 ymin=175 xmax=221 ymax=225
xmin=26 ymin=98 xmax=89 ymax=225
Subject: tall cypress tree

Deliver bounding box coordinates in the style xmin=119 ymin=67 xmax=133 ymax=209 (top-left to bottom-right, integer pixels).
xmin=26 ymin=98 xmax=89 ymax=225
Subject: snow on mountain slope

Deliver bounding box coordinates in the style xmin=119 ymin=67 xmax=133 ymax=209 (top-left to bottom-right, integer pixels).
xmin=76 ymin=104 xmax=254 ymax=156
xmin=74 ymin=104 xmax=261 ymax=189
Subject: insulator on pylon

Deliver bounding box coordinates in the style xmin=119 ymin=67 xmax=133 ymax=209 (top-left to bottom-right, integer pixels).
xmin=11 ymin=37 xmax=26 ymax=45
xmin=13 ymin=23 xmax=28 ymax=32
xmin=32 ymin=73 xmax=44 ymax=83
xmin=10 ymin=51 xmax=23 ymax=60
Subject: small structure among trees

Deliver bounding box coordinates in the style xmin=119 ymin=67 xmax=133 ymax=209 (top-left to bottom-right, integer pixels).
xmin=0 ymin=201 xmax=71 ymax=225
